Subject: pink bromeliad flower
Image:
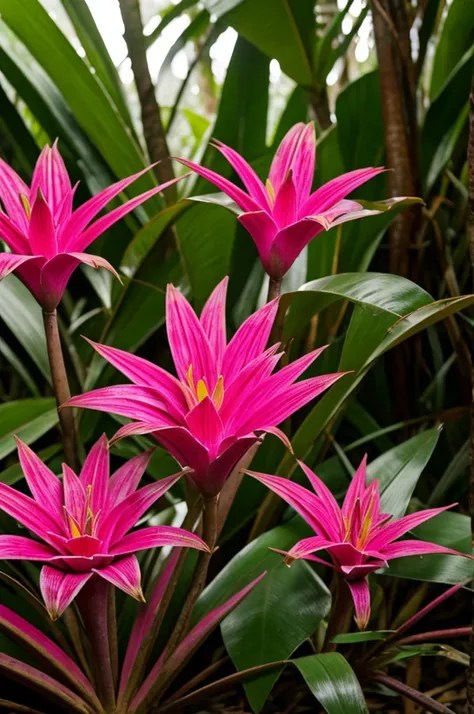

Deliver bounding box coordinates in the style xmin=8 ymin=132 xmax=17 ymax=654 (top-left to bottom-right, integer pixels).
xmin=176 ymin=123 xmax=393 ymax=279
xmin=0 ymin=436 xmax=208 ymax=619
xmin=0 ymin=141 xmax=182 ymax=309
xmin=248 ymin=457 xmax=471 ymax=630
xmin=65 ymin=278 xmax=345 ymax=496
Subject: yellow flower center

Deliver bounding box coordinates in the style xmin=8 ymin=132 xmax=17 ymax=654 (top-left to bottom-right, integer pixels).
xmin=185 ymin=365 xmax=224 ymax=410
xmin=65 ymin=485 xmax=100 ymax=539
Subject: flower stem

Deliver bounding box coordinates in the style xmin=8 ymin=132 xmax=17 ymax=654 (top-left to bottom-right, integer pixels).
xmin=42 ymin=309 xmax=78 ymax=471
xmin=77 ymin=578 xmax=116 ymax=713
xmin=165 ymin=495 xmax=218 ymax=654
xmin=323 ymin=573 xmax=353 ymax=652
xmin=267 ymin=277 xmax=285 ymax=346
xmin=373 ymin=673 xmax=455 ymax=714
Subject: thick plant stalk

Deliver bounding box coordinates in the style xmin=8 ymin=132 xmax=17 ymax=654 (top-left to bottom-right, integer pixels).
xmin=323 ymin=573 xmax=353 ymax=652
xmin=467 ymin=69 xmax=474 ymax=714
xmin=78 ymin=578 xmax=116 ymax=713
xmin=165 ymin=495 xmax=218 ymax=654
xmin=118 ymin=0 xmax=176 ymax=201
xmin=43 ymin=310 xmax=78 ymax=471
xmin=373 ymin=673 xmax=455 ymax=714
xmin=267 ymin=277 xmax=286 ymax=345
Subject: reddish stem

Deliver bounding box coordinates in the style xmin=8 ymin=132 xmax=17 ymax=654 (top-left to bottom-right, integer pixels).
xmin=373 ymin=673 xmax=455 ymax=714
xmin=396 ymin=627 xmax=472 ymax=646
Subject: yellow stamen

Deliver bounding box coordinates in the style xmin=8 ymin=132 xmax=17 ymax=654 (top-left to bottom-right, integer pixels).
xmin=266 ymin=179 xmax=275 ymax=207
xmin=68 ymin=515 xmax=82 ymax=539
xmin=187 ymin=364 xmax=195 ymax=392
xmin=357 ymin=492 xmax=376 ymax=549
xmin=196 ymin=379 xmax=209 ymax=402
xmin=212 ymin=375 xmax=224 ymax=409
xmin=19 ymin=194 xmax=31 ymax=219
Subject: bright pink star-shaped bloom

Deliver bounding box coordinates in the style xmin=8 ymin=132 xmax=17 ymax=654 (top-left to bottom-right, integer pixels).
xmin=248 ymin=456 xmax=471 ymax=629
xmin=0 ymin=436 xmax=208 ymax=619
xmin=176 ymin=123 xmax=388 ymax=279
xmin=0 ymin=142 xmax=182 ymax=309
xmin=65 ymin=278 xmax=345 ymax=496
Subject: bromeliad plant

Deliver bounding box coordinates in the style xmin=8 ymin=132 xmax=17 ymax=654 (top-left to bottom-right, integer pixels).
xmin=0 ymin=114 xmax=472 ymax=713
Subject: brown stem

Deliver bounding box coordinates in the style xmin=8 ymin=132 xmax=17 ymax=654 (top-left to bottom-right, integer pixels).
xmin=373 ymin=673 xmax=455 ymax=714
xmin=165 ymin=495 xmax=218 ymax=655
xmin=467 ymin=69 xmax=474 ymax=714
xmin=267 ymin=277 xmax=286 ymax=347
xmin=42 ymin=310 xmax=78 ymax=471
xmin=396 ymin=627 xmax=472 ymax=646
xmin=108 ymin=586 xmax=119 ymax=688
xmin=323 ymin=573 xmax=353 ymax=652
xmin=308 ymin=86 xmax=332 ymax=132
xmin=118 ymin=0 xmax=176 ymax=201
xmin=77 ymin=578 xmax=116 ymax=713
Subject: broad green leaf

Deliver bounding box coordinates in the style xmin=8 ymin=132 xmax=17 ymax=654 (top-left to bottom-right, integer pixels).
xmin=60 ymin=0 xmax=133 ymax=130
xmin=0 ymin=0 xmax=157 ymax=203
xmin=367 ymin=427 xmax=441 ymax=519
xmin=0 ymin=337 xmax=40 ymax=397
xmin=214 ymin=0 xmax=313 ymax=86
xmin=428 ymin=440 xmax=469 ymax=506
xmin=0 ymin=399 xmax=58 ymax=460
xmin=0 ymin=276 xmax=51 ymax=384
xmin=429 ymin=0 xmax=474 ymax=99
xmin=294 ymin=653 xmax=368 ymax=714
xmin=222 ymin=562 xmax=330 ymax=712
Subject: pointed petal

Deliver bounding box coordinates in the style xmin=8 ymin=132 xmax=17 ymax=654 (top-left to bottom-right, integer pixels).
xmin=200 ymin=277 xmax=228 ymax=371
xmin=119 ymin=549 xmax=181 ymax=695
xmin=132 ymin=572 xmax=267 ymax=711
xmin=238 ymin=210 xmax=278 ymax=269
xmin=346 ymin=578 xmax=371 ymax=630
xmin=381 ymin=539 xmax=470 ymax=561
xmin=166 ymin=283 xmax=216 ymax=386
xmin=222 ymin=299 xmax=279 ymax=385
xmin=205 ymin=436 xmax=258 ymax=496
xmin=101 ymin=472 xmax=184 ymax=544
xmin=307 ymin=199 xmax=362 ymax=229
xmin=342 ymin=455 xmax=368 ymax=519
xmin=107 ymin=450 xmax=154 ymax=509
xmin=59 ymin=164 xmax=160 ymax=246
xmin=110 ymin=525 xmax=209 ymax=556
xmin=31 ymin=143 xmax=72 ymax=218
xmin=297 ymin=460 xmax=344 ymax=538
xmin=368 ymin=504 xmax=456 ymax=551
xmin=185 ymin=397 xmax=223 ymax=457
xmin=64 ymin=385 xmax=174 ymax=423
xmin=0 ymin=253 xmax=38 ymax=281
xmin=0 ymin=212 xmax=29 ymax=253
xmin=85 ymin=338 xmax=187 ymax=416
xmin=71 ymin=175 xmax=184 ymax=252
xmin=174 ymin=157 xmax=262 ymax=213
xmin=0 ymin=158 xmax=29 ymax=232
xmin=269 ymin=123 xmax=307 ymax=192
xmin=0 ymin=483 xmax=59 ymax=540
xmin=35 ymin=253 xmax=82 ymax=310
xmin=62 ymin=465 xmax=86 ymax=528
xmin=272 ymin=171 xmax=297 ymax=228
xmin=15 ymin=437 xmax=63 ymax=522
xmin=236 ymin=372 xmax=346 ymax=435
xmin=300 ymin=167 xmax=386 ymax=217
xmin=268 ymin=219 xmax=324 ymax=278
xmin=0 ymin=535 xmax=56 ymax=560
xmin=29 ymin=191 xmax=57 ymax=258
xmin=147 ymin=426 xmax=211 ymax=491
xmin=109 ymin=420 xmax=168 ymax=444
xmin=40 ymin=566 xmax=92 ymax=620
xmin=94 ymin=555 xmax=143 ymax=600
xmin=289 ymin=123 xmax=316 ymax=200
xmin=284 ymin=534 xmax=334 ymax=559
xmin=246 ymin=471 xmax=338 ymax=539
xmin=212 ymin=140 xmax=270 ymax=208
xmin=269 ymin=346 xmax=327 ymax=390
xmin=79 ymin=434 xmax=109 ymax=513
xmin=66 ymin=252 xmax=121 ymax=281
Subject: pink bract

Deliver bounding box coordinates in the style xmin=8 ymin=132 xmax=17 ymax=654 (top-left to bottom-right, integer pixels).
xmin=65 ymin=277 xmax=346 ymax=496
xmin=0 ymin=141 xmax=182 ymax=309
xmin=176 ymin=122 xmax=388 ymax=279
xmin=247 ymin=456 xmax=471 ymax=630
xmin=0 ymin=436 xmax=208 ymax=619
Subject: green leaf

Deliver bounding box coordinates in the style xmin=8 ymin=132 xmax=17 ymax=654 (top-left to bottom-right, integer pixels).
xmin=0 ymin=337 xmax=40 ymax=397
xmin=367 ymin=427 xmax=441 ymax=519
xmin=428 ymin=440 xmax=469 ymax=506
xmin=0 ymin=0 xmax=157 ymax=202
xmin=0 ymin=399 xmax=58 ymax=460
xmin=429 ymin=0 xmax=474 ymax=99
xmin=294 ymin=653 xmax=369 ymax=714
xmin=331 ymin=631 xmax=394 ymax=644
xmin=0 ymin=276 xmax=51 ymax=384
xmin=59 ymin=0 xmax=133 ymax=130
xmin=222 ymin=562 xmax=330 ymax=712
xmin=213 ymin=0 xmax=313 ymax=86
